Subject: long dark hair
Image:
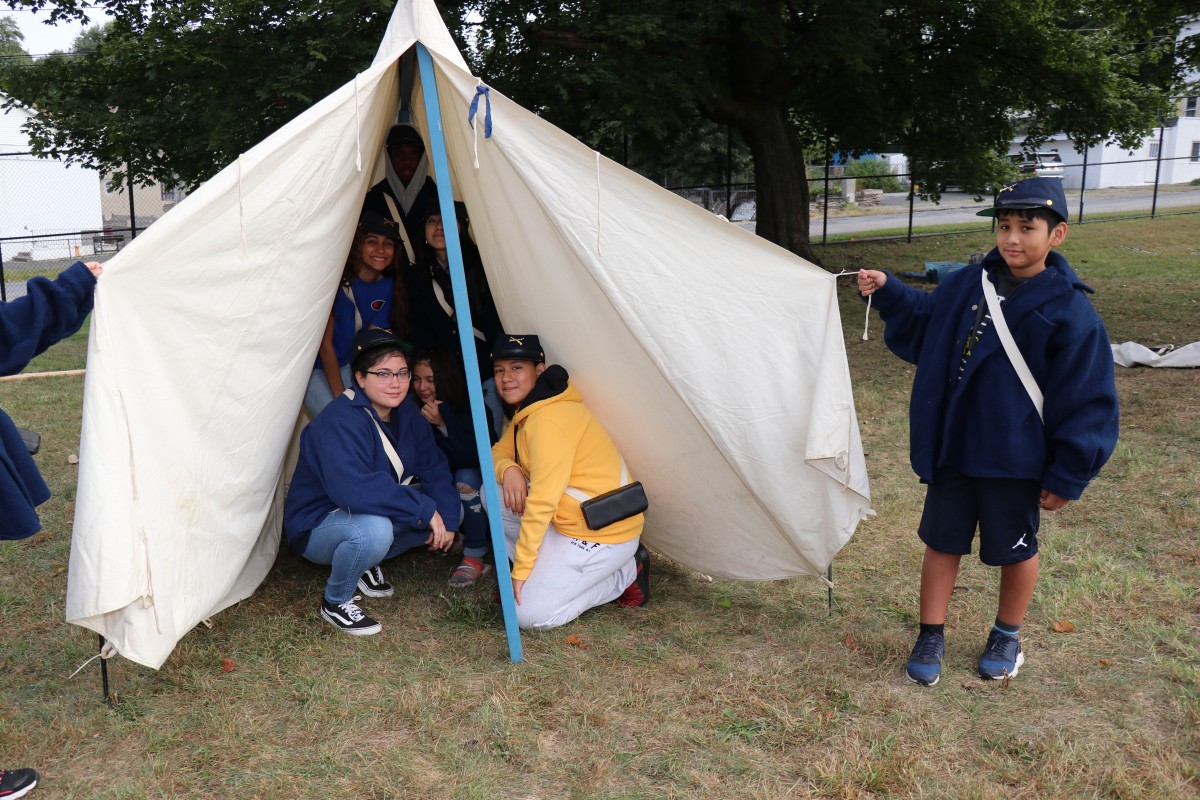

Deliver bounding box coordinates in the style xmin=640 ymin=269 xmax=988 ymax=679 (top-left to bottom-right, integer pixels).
xmin=409 ymin=344 xmax=468 ymax=413
xmin=341 ymin=227 xmax=411 ymax=340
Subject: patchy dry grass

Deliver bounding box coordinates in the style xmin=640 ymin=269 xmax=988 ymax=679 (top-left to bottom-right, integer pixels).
xmin=0 ymin=216 xmax=1196 ymax=798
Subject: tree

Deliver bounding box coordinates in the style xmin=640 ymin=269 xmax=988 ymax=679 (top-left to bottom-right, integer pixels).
xmin=0 ymin=0 xmax=395 ymax=188
xmin=443 ymin=0 xmax=1197 ymax=260
xmin=0 ymin=14 xmax=30 ymax=62
xmin=71 ymin=22 xmax=110 ymax=54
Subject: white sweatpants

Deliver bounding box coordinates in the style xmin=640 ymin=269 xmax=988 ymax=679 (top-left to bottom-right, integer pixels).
xmin=501 ymin=502 xmax=638 ymax=630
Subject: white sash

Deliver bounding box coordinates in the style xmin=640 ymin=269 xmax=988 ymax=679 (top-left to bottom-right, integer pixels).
xmin=430 ymin=273 xmax=485 ymax=342
xmin=980 ymin=270 xmax=1043 ymax=421
xmin=563 ymin=459 xmax=631 ymax=503
xmin=343 ymin=389 xmax=414 ymax=485
xmin=381 ymin=193 xmax=416 ymax=264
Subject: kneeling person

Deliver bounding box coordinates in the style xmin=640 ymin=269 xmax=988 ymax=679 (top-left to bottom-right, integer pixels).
xmin=285 ymin=329 xmax=461 ymax=635
xmin=491 ymin=334 xmax=648 ymax=630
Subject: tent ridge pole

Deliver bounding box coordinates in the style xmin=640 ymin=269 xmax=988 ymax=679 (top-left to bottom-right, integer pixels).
xmin=415 ymin=43 xmax=523 ymax=664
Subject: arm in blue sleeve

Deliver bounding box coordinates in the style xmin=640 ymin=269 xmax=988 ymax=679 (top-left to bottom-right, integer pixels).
xmin=0 ymin=262 xmax=96 ymax=376
xmin=867 ymin=271 xmax=938 ymax=365
xmin=404 ymin=415 xmax=461 ymax=529
xmin=1040 ymin=318 xmax=1120 ymax=500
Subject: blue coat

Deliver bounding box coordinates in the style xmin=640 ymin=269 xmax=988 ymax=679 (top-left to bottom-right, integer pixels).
xmin=429 ymin=401 xmax=487 ymax=473
xmin=406 ymin=252 xmax=503 ymax=381
xmin=283 ymin=386 xmax=460 ymax=554
xmin=1 ymin=262 xmax=96 ymax=539
xmin=869 ymin=249 xmax=1118 ymax=500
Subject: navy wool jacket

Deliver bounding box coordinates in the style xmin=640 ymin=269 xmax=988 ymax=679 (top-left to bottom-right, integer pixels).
xmin=867 ymin=248 xmax=1119 ymax=500
xmin=283 ymin=387 xmax=460 ymax=554
xmin=1 ymin=262 xmax=96 ymax=539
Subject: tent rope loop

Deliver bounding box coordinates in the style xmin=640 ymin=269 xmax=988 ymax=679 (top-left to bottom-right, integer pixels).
xmin=833 ymin=270 xmax=873 ymax=341
xmin=468 ymin=81 xmax=492 ymax=169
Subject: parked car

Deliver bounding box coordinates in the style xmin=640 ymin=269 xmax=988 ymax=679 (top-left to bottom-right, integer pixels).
xmin=1008 ymin=151 xmax=1064 ymax=179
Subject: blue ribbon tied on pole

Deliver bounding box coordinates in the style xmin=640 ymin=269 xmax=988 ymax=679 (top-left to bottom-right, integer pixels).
xmin=468 ymin=83 xmax=493 ymax=138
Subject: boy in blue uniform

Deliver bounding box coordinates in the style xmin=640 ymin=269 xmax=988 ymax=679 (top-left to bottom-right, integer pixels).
xmin=858 ymin=178 xmax=1119 ymax=685
xmin=1 ymin=258 xmax=103 ymax=798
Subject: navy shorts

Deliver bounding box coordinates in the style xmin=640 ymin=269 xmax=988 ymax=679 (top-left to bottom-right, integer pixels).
xmin=917 ymin=468 xmax=1040 ymax=566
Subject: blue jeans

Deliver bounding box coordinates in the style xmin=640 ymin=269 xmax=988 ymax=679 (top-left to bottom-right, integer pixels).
xmin=454 ymin=467 xmax=488 ymax=558
xmin=304 ymin=364 xmax=353 ymax=418
xmin=301 ymin=509 xmax=429 ymax=603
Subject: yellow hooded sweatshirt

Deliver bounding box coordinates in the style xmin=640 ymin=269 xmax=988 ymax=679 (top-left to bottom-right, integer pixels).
xmin=492 ymin=365 xmax=643 ymax=581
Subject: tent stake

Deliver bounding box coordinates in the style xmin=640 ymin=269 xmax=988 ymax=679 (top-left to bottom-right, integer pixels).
xmin=416 ymin=43 xmax=523 ymax=664
xmin=99 ymin=635 xmax=111 ymax=703
xmin=827 ymin=563 xmax=833 ymax=617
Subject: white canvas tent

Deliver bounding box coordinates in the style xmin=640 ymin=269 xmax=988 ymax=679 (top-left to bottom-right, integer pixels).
xmin=66 ymin=0 xmax=873 ymax=669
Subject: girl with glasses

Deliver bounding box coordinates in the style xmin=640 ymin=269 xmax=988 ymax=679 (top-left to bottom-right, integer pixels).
xmin=285 ymin=329 xmax=461 ymax=635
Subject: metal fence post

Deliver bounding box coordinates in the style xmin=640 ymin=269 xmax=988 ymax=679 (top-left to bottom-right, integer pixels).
xmin=725 ymin=124 xmax=733 ymax=218
xmin=127 ymin=165 xmax=137 ymax=242
xmin=906 ymin=186 xmax=915 ymax=243
xmin=1078 ymin=147 xmax=1088 ymax=223
xmin=0 ymin=241 xmax=5 ymax=302
xmin=1151 ymin=123 xmax=1165 ymax=218
xmin=822 ymin=138 xmax=831 ymax=245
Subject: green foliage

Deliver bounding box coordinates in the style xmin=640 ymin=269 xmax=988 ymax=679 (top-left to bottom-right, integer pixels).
xmin=0 ymin=1 xmax=395 ymax=188
xmin=448 ymin=0 xmax=1195 ymax=252
xmin=0 ymin=14 xmax=30 ymax=61
xmin=842 ymin=157 xmax=903 ymax=192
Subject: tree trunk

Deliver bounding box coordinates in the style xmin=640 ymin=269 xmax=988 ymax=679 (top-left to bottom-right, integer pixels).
xmin=735 ymin=105 xmax=816 ymax=263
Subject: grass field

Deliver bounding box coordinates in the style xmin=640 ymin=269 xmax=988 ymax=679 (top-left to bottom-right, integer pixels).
xmin=0 ymin=216 xmax=1197 ymax=798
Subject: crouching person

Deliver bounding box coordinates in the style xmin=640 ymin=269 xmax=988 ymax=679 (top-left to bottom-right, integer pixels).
xmin=284 ymin=328 xmax=461 ymax=635
xmin=490 ymin=334 xmax=648 ymax=630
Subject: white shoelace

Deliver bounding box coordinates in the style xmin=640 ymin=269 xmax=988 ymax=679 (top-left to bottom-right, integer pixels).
xmin=339 ymin=596 xmax=366 ymax=622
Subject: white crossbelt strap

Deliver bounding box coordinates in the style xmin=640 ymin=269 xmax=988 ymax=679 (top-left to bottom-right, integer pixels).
xmin=343 ymin=389 xmax=413 ymax=485
xmin=980 ymin=270 xmax=1044 ymax=421
xmin=341 ymin=284 xmax=363 ymax=333
xmin=381 ymin=193 xmax=417 ymax=264
xmin=430 ymin=275 xmax=486 ymax=342
xmin=563 ymin=460 xmax=630 ymax=503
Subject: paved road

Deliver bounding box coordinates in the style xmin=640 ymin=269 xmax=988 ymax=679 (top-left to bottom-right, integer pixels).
xmin=811 ymin=188 xmax=1200 ymax=237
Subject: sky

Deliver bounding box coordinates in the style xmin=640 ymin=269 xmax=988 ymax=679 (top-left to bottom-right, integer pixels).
xmin=5 ymin=6 xmax=111 ymax=55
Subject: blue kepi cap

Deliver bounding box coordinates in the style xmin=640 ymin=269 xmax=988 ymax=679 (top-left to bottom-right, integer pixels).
xmin=977 ymin=176 xmax=1068 ymax=223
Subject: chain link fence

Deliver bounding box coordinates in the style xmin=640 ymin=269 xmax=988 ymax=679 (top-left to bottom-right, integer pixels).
xmin=669 ymin=154 xmax=1200 ymax=245
xmin=3 ymin=143 xmax=1197 ymax=300
xmin=0 ymin=152 xmax=185 ymax=301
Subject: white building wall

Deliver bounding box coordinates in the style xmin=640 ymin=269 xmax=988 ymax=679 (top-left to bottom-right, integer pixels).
xmin=0 ymin=104 xmax=104 ymax=259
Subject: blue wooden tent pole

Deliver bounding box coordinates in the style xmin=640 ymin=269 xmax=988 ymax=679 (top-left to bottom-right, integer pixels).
xmin=416 ymin=43 xmax=523 ymax=663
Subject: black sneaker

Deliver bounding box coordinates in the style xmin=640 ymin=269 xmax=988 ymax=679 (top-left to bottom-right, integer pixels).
xmin=615 ymin=544 xmax=650 ymax=607
xmin=320 ymin=596 xmax=382 ymax=636
xmin=978 ymin=628 xmax=1024 ymax=680
xmin=0 ymin=767 xmax=39 ymax=799
xmin=357 ymin=565 xmax=394 ymax=598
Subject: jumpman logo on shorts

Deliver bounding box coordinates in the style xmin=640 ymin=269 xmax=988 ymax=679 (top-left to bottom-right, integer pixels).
xmin=1012 ymin=534 xmax=1029 ymax=550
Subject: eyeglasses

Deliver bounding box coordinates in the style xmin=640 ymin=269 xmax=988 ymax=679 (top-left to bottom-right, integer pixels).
xmin=365 ymin=369 xmax=411 ymax=382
